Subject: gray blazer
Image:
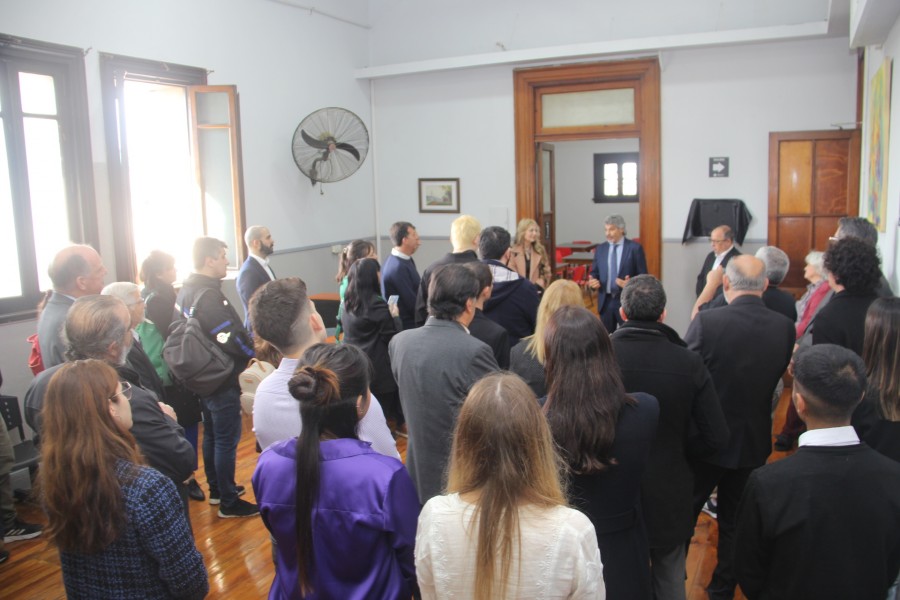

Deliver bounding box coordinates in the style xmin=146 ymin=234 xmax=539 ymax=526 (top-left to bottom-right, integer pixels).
xmin=389 ymin=317 xmax=498 ymax=504
xmin=37 ymin=292 xmax=74 ymax=369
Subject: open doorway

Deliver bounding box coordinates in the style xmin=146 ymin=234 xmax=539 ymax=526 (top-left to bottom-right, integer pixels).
xmin=513 ymin=59 xmax=661 ymax=276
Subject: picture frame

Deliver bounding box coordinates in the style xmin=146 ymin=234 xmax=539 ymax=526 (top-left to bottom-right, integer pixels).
xmin=418 ymin=178 xmax=460 ymax=213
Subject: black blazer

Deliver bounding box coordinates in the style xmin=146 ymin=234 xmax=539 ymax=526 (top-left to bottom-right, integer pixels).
xmin=468 ymin=309 xmax=510 ymax=369
xmin=685 ymin=295 xmax=795 ymax=469
xmin=341 ymin=294 xmax=402 ymax=397
xmin=735 ymin=444 xmax=900 ymax=600
xmin=611 ymin=321 xmax=729 ymax=546
xmin=696 ymin=246 xmax=740 ymax=296
xmin=811 ymin=290 xmax=878 ymax=355
xmin=236 ymin=257 xmax=274 ymax=329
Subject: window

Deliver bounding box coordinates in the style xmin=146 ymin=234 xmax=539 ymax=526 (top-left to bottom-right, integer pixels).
xmin=101 ymin=54 xmax=246 ymax=282
xmin=0 ymin=34 xmax=96 ymax=322
xmin=593 ymin=152 xmax=639 ymax=203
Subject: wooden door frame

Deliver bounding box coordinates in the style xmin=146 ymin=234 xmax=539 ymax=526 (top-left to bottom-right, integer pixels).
xmin=514 ymin=58 xmax=661 ymax=276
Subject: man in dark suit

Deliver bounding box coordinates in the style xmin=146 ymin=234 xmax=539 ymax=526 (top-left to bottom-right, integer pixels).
xmin=236 ymin=225 xmax=276 ymax=330
xmin=588 ymin=214 xmax=648 ymax=333
xmin=695 ymin=225 xmax=740 ymax=297
xmin=415 ymin=215 xmax=481 ymax=326
xmin=684 ymin=255 xmax=795 ymax=600
xmin=465 ymin=261 xmax=510 ymax=369
xmin=389 ymin=264 xmax=499 ymax=504
xmin=735 ymin=344 xmax=900 ymax=600
xmin=612 ymin=275 xmax=729 ymax=600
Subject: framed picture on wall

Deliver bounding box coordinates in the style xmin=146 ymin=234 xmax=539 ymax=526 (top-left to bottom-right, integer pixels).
xmin=419 ymin=178 xmax=460 ymax=213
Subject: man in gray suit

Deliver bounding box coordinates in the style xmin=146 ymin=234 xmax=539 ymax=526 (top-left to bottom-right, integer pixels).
xmin=389 ymin=263 xmax=499 ymax=504
xmin=37 ymin=244 xmax=108 ymax=368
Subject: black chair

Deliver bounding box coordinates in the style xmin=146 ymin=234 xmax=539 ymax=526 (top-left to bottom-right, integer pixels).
xmin=0 ymin=395 xmax=40 ymax=492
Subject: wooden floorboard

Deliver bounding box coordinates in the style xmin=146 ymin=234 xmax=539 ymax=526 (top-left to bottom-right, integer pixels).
xmin=0 ymin=382 xmax=794 ymax=599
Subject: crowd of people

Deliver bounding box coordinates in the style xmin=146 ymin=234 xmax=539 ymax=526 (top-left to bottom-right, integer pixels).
xmin=1 ymin=212 xmax=898 ymax=600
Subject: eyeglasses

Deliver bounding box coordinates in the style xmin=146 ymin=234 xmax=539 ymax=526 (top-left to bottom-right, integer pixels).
xmin=111 ymin=381 xmax=133 ymax=402
xmin=828 ymin=235 xmax=840 ymax=243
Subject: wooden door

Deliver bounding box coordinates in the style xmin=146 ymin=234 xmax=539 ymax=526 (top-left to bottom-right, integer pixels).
xmin=768 ymin=130 xmax=860 ymax=297
xmin=536 ymin=142 xmax=556 ymax=266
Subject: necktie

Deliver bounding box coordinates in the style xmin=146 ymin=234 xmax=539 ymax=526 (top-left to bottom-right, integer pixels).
xmin=609 ymin=244 xmax=619 ymax=293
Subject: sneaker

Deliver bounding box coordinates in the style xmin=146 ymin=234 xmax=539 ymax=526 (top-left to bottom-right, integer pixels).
xmin=3 ymin=519 xmax=42 ymax=543
xmin=0 ymin=549 xmax=8 ymax=564
xmin=773 ymin=434 xmax=794 ymax=452
xmin=187 ymin=480 xmax=205 ymax=502
xmin=218 ymin=498 xmax=259 ymax=519
xmin=701 ymin=497 xmax=718 ymax=520
xmin=209 ymin=485 xmax=246 ymax=506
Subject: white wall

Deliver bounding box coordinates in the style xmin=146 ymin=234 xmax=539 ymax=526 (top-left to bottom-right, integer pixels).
xmin=0 ymin=0 xmax=374 ymax=404
xmin=367 ymin=0 xmax=832 ymax=66
xmin=861 ymin=18 xmax=900 ymax=293
xmin=554 ymin=139 xmax=641 ymax=243
xmin=373 ymin=36 xmax=858 ymax=335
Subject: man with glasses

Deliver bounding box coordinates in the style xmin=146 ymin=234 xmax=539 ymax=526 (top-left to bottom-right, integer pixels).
xmin=695 ymin=225 xmax=740 ymax=297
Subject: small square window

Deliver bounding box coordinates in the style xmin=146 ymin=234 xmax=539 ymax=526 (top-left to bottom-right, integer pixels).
xmin=593 ymin=152 xmax=639 ymax=203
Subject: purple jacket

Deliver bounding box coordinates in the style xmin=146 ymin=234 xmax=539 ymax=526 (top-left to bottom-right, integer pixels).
xmin=252 ymin=438 xmax=419 ymax=600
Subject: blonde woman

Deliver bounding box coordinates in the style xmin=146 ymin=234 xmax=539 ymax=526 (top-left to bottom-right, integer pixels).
xmin=510 ymin=218 xmax=552 ymax=290
xmin=509 ymin=279 xmax=584 ymax=398
xmin=416 ymin=372 xmax=604 ymax=599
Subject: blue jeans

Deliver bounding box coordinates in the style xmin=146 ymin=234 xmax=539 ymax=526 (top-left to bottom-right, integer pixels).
xmin=201 ymin=387 xmax=242 ymax=507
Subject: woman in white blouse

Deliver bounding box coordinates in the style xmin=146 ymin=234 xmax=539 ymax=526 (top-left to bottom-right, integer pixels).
xmin=415 ymin=372 xmax=605 ymax=599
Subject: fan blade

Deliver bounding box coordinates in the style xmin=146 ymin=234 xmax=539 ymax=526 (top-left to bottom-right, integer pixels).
xmin=335 ymin=142 xmax=361 ymax=161
xmin=301 ymin=129 xmax=330 ymax=150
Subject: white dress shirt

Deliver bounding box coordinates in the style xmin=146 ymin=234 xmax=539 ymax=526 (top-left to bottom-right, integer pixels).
xmin=253 ymin=356 xmax=399 ymax=458
xmin=798 ymin=425 xmax=860 ymax=448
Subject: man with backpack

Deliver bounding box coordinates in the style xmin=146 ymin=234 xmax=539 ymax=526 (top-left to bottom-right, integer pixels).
xmin=175 ymin=237 xmax=257 ymax=518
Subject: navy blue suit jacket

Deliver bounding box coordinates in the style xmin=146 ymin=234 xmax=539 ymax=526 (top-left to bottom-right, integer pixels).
xmin=236 ymin=257 xmax=274 ymax=329
xmin=589 ymin=237 xmax=648 ymax=306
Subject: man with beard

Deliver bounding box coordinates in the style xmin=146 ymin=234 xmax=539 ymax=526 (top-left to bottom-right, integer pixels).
xmin=237 ymin=225 xmax=277 ymax=330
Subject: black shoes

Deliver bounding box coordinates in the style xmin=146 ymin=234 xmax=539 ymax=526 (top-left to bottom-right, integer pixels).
xmin=218 ymin=498 xmax=259 ymax=519
xmin=187 ymin=479 xmax=205 ymax=502
xmin=209 ymin=485 xmax=246 ymax=506
xmin=3 ymin=519 xmax=42 ymax=543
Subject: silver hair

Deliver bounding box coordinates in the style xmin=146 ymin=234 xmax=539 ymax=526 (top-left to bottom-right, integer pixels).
xmin=805 ymin=250 xmax=827 ymax=278
xmin=101 ymin=281 xmax=140 ymax=301
xmin=725 ymin=259 xmax=766 ymax=291
xmin=604 ymin=214 xmax=626 ymax=232
xmin=754 ymin=246 xmax=790 ymax=286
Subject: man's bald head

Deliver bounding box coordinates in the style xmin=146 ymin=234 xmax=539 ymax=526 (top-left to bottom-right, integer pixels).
xmin=63 ymin=295 xmax=132 ymax=365
xmin=723 ymin=255 xmax=767 ymax=302
xmin=49 ymin=245 xmax=107 ymax=296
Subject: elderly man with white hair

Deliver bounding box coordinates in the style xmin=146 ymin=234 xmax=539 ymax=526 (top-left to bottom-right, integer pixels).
xmin=102 ymin=281 xmax=166 ymax=403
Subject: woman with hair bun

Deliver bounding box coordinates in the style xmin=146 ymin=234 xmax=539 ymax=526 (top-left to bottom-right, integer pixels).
xmin=416 ymin=372 xmax=604 ymax=599
xmin=252 ymin=343 xmax=419 ymax=599
xmin=40 ymin=359 xmax=208 ymax=599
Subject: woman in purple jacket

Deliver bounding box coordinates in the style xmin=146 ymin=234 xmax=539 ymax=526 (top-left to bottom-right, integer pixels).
xmin=252 ymin=343 xmax=419 ymax=600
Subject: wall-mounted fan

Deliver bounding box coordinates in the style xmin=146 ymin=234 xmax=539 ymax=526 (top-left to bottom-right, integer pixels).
xmin=291 ymin=107 xmax=369 ymax=191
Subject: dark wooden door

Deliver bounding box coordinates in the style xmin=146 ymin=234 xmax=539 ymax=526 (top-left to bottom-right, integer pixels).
xmin=768 ymin=130 xmax=860 ymax=297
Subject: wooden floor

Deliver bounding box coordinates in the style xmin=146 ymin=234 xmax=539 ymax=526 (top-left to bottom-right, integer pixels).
xmin=0 ymin=385 xmax=795 ymax=600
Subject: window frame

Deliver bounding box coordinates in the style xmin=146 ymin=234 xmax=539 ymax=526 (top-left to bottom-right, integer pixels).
xmin=592 ymin=151 xmax=640 ymax=203
xmin=0 ymin=34 xmax=96 ymax=323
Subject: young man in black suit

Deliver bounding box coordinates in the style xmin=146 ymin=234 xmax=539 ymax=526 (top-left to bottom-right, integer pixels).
xmin=735 ymin=344 xmax=900 ymax=600
xmin=684 ymin=255 xmax=795 ymax=600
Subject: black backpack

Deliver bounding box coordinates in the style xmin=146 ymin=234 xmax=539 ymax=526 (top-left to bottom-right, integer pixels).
xmin=163 ymin=288 xmax=233 ymax=396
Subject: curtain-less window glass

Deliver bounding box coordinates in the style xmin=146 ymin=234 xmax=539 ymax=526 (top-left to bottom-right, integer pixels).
xmin=0 ymin=35 xmax=95 ymax=321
